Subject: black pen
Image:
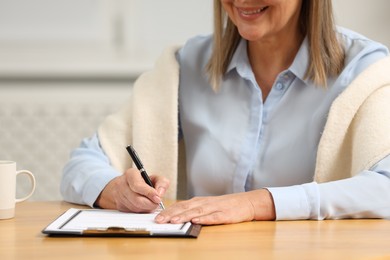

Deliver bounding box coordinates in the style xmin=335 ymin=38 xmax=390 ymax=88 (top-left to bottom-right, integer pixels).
xmin=126 ymin=145 xmax=165 ymax=210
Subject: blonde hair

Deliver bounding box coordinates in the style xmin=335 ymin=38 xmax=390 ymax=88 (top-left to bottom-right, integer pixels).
xmin=207 ymin=0 xmax=345 ymax=90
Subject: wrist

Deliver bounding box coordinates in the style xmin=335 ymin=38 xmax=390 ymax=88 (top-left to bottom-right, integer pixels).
xmin=94 ymin=178 xmax=118 ymax=209
xmin=250 ymin=189 xmax=276 ymax=221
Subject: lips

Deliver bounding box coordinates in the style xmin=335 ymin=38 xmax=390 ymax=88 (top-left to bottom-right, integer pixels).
xmin=238 ymin=6 xmax=269 ymax=16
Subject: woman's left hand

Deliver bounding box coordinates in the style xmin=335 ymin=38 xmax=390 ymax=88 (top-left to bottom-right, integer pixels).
xmin=155 ymin=189 xmax=276 ymax=225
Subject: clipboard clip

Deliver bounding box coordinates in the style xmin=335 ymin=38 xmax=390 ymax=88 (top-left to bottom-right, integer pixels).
xmin=83 ymin=226 xmax=150 ymax=236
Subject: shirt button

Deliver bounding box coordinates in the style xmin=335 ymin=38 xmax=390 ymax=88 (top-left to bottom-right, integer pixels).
xmin=276 ymin=82 xmax=284 ymax=90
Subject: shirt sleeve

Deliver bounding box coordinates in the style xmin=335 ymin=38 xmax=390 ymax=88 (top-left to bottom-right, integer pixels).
xmin=268 ymin=154 xmax=390 ymax=220
xmin=60 ymin=133 xmax=121 ymax=207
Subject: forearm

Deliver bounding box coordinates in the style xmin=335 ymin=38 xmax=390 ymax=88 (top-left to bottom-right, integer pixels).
xmin=60 ymin=134 xmax=120 ymax=207
xmin=318 ymin=170 xmax=390 ymax=219
xmin=268 ymin=155 xmax=390 ymax=220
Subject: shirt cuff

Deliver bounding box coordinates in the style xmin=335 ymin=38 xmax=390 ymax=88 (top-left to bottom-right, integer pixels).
xmin=266 ymin=182 xmax=320 ymax=220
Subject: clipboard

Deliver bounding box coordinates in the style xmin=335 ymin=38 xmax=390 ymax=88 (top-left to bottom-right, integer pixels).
xmin=42 ymin=208 xmax=201 ymax=238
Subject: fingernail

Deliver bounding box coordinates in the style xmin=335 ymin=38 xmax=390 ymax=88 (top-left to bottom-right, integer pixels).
xmin=155 ymin=215 xmax=164 ymax=222
xmin=157 ymin=187 xmax=165 ymax=196
xmin=171 ymin=216 xmax=180 ymax=223
xmin=192 ymin=218 xmax=200 ymax=223
xmin=153 ymin=195 xmax=161 ymax=204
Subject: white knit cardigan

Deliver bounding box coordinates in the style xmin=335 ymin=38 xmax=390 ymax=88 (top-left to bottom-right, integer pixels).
xmin=98 ymin=47 xmax=390 ymax=200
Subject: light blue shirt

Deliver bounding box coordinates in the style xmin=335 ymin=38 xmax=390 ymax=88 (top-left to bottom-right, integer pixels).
xmin=61 ymin=27 xmax=390 ymax=220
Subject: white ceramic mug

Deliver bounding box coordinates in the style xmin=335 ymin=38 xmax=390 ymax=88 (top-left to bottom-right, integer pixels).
xmin=0 ymin=161 xmax=36 ymax=219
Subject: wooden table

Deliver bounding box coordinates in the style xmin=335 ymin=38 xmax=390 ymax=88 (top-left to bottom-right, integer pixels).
xmin=1 ymin=201 xmax=390 ymax=260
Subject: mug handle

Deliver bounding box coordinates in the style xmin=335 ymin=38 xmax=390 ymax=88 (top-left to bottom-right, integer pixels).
xmin=15 ymin=170 xmax=36 ymax=203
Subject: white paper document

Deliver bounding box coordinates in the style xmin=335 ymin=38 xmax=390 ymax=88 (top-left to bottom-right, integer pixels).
xmin=42 ymin=208 xmax=200 ymax=237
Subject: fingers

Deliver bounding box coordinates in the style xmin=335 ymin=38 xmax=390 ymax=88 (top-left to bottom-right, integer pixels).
xmin=155 ymin=191 xmax=270 ymax=225
xmin=191 ymin=212 xmax=228 ymax=225
xmin=96 ymin=167 xmax=170 ymax=214
xmin=155 ymin=197 xmax=214 ymax=224
xmin=124 ymin=168 xmax=165 ymax=206
xmin=108 ymin=168 xmax=170 ymax=213
xmin=114 ymin=179 xmax=157 ymax=213
xmin=150 ymin=175 xmax=170 ymax=197
xmin=125 ymin=170 xmax=161 ymax=204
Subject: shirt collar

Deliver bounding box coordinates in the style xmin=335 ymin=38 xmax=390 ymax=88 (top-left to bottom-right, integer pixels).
xmin=288 ymin=36 xmax=310 ymax=83
xmin=225 ymin=36 xmax=310 ymax=84
xmin=226 ymin=39 xmax=251 ymax=78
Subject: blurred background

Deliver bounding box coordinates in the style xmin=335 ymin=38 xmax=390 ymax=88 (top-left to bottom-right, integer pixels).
xmin=0 ymin=0 xmax=389 ymax=201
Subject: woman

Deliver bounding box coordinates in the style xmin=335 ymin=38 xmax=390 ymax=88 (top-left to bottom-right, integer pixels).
xmin=61 ymin=0 xmax=390 ymax=225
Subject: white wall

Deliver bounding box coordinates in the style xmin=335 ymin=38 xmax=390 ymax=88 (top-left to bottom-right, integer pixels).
xmin=0 ymin=0 xmax=213 ymax=78
xmin=0 ymin=81 xmax=131 ymax=200
xmin=0 ymin=0 xmax=213 ymax=201
xmin=333 ymin=0 xmax=390 ymax=48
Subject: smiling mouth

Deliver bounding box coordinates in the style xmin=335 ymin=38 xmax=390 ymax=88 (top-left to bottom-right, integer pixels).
xmin=239 ymin=6 xmax=269 ymax=15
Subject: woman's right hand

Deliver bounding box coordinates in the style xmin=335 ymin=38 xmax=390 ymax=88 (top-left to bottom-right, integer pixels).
xmin=95 ymin=168 xmax=170 ymax=213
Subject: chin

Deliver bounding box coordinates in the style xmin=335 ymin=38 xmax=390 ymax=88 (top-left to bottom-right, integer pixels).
xmin=237 ymin=26 xmax=267 ymax=41
xmin=238 ymin=32 xmax=266 ymax=42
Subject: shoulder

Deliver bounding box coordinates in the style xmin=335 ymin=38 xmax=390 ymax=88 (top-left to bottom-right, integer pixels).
xmin=337 ymin=27 xmax=389 ymax=76
xmin=337 ymin=26 xmax=388 ymax=57
xmin=177 ymin=34 xmax=213 ymax=70
xmin=333 ymin=27 xmax=389 ymax=87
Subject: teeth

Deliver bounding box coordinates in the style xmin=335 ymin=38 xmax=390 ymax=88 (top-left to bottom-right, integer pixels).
xmin=241 ymin=7 xmax=268 ymax=15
